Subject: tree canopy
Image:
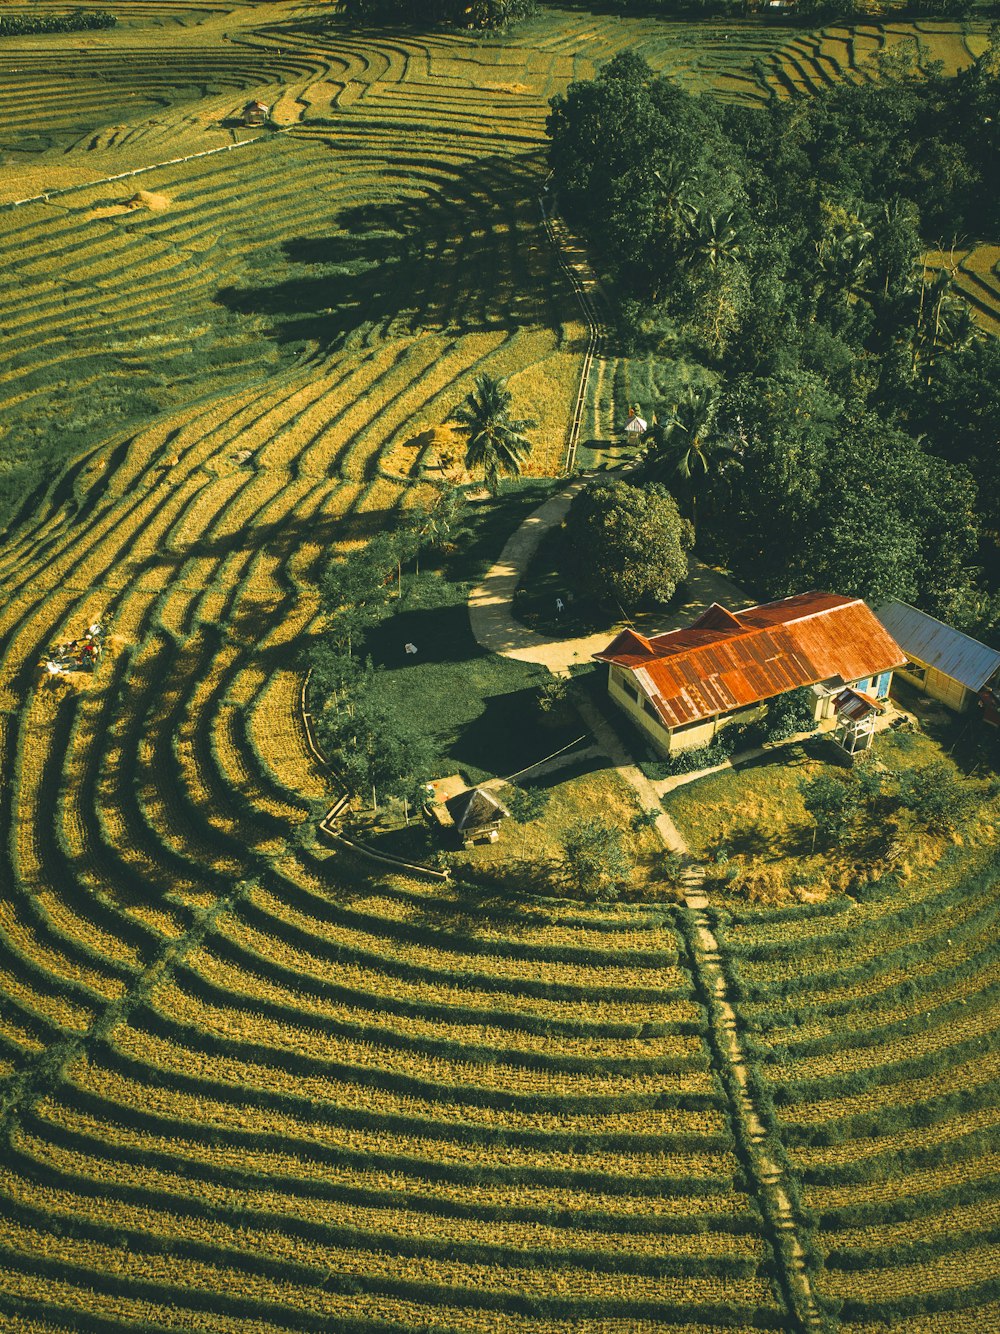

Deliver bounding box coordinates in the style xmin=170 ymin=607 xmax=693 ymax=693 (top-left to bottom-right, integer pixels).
xmin=547 ymin=44 xmax=1000 ymax=638
xmin=338 ymin=0 xmax=535 ymax=28
xmin=563 ymin=479 xmax=693 ymax=609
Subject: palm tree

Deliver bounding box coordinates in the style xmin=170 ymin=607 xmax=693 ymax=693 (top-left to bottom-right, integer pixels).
xmin=446 ymin=374 xmax=536 ymax=496
xmin=906 ymin=263 xmax=978 ymax=383
xmin=682 ymin=210 xmax=742 ymax=272
xmin=644 ymin=385 xmax=740 ymax=529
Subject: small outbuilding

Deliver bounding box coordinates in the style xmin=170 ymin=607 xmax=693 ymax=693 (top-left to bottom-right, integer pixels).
xmin=831 ymin=686 xmax=883 ymax=756
xmin=876 ymin=601 xmax=1000 ymax=715
xmin=242 ymin=100 xmax=270 ymax=126
xmin=624 ymin=409 xmax=647 ymax=440
xmin=444 ymin=787 xmax=510 ymax=846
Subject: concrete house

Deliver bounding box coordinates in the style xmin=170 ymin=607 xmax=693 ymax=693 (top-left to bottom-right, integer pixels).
xmin=595 ymin=591 xmax=905 ymax=756
xmin=876 ymin=601 xmax=1000 ymax=715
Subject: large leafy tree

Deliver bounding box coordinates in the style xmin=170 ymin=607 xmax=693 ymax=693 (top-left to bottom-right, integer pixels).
xmin=446 ymin=374 xmax=536 ymax=496
xmin=563 ymin=479 xmax=693 ymax=609
xmin=547 ymin=53 xmax=741 ymax=301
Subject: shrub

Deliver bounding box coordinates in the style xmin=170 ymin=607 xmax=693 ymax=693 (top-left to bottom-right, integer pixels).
xmin=801 ymin=771 xmax=861 ymax=847
xmin=897 ymin=759 xmax=972 ymax=833
xmin=561 ymin=819 xmax=633 ymax=899
xmin=764 ymin=687 xmax=817 ymax=742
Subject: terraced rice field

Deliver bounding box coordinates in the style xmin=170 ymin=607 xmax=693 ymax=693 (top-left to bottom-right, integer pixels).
xmin=752 ymin=19 xmax=989 ymax=101
xmin=0 ymin=1 xmax=997 ymax=1329
xmin=710 ymin=830 xmax=1000 ymax=1327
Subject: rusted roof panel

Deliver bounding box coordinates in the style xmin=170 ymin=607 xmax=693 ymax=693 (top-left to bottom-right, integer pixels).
xmin=596 ymin=592 xmax=905 ymax=729
xmin=877 ymin=601 xmax=1000 ymax=692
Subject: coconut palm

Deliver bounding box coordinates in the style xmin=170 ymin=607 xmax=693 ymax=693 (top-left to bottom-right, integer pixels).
xmin=446 ymin=373 xmax=536 ymax=496
xmin=644 ymin=385 xmax=740 ymax=529
xmin=682 ymin=210 xmax=742 ymax=272
xmin=906 ymin=265 xmax=979 ymax=382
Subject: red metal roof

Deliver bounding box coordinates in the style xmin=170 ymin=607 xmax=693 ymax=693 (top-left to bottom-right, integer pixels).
xmin=595 ymin=592 xmax=905 ymax=729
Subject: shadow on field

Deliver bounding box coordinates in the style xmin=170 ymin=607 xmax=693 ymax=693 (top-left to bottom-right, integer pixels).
xmin=215 ymin=155 xmax=581 ymax=348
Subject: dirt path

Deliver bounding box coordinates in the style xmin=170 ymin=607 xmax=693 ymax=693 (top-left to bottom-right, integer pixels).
xmin=467 ymin=478 xmax=750 ymax=677
xmin=579 ymin=688 xmax=824 ymax=1330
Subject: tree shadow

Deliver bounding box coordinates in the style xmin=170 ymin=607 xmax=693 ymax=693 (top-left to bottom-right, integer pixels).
xmin=711 ymin=822 xmax=775 ymax=859
xmin=214 ymin=155 xmax=577 ymax=351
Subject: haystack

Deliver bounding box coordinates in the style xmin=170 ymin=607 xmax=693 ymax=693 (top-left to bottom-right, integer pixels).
xmin=127 ymin=189 xmax=170 ymax=212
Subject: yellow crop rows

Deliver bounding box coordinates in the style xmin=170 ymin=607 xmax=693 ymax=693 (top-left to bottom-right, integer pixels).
xmin=8 ymin=0 xmax=995 ymax=1329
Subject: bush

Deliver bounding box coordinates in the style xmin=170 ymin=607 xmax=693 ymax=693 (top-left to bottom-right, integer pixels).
xmin=897 ymin=759 xmax=972 ymax=834
xmin=561 ymin=819 xmax=633 ymax=899
xmin=764 ymin=687 xmax=817 ymax=742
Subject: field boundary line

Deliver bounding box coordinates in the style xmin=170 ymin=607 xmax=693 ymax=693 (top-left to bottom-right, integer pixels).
xmin=539 ymin=192 xmax=607 ymax=476
xmin=1 ymin=131 xmax=287 ymax=212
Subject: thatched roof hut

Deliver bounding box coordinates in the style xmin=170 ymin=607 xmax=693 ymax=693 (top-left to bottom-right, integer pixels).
xmin=444 ymin=787 xmax=509 ymax=844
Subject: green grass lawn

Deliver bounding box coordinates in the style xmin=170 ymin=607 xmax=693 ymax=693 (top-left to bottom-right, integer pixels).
xmin=663 ymin=718 xmax=995 ymax=903
xmin=452 ymin=764 xmax=674 ymax=897
xmin=361 ymin=483 xmax=580 ymax=784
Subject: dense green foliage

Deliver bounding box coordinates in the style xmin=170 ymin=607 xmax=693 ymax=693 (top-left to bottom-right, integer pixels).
xmin=563 ymin=479 xmax=694 ymax=608
xmin=561 ymin=818 xmax=634 ymax=898
xmin=548 ymin=48 xmax=1000 ymax=634
xmin=312 ymin=529 xmax=434 ymax=803
xmin=338 ymin=0 xmax=536 ymax=27
xmin=0 ymin=9 xmax=116 ymax=36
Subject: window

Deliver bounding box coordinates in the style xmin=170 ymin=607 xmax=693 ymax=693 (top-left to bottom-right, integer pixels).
xmin=613 ymin=669 xmax=639 ymax=703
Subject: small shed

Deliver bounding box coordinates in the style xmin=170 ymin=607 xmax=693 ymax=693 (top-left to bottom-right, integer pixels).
xmin=876 ymin=601 xmax=1000 ymax=714
xmin=242 ymin=100 xmax=270 ymax=126
xmin=444 ymin=787 xmax=510 ymax=846
xmin=624 ymin=409 xmax=647 ymax=440
xmin=832 ymin=686 xmax=882 ymax=756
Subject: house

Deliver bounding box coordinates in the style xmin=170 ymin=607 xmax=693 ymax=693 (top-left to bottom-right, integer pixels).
xmin=594 ymin=591 xmax=905 ymax=756
xmin=876 ymin=601 xmax=1000 ymax=715
xmin=444 ymin=787 xmax=509 ymax=846
xmin=242 ymin=100 xmax=270 ymax=126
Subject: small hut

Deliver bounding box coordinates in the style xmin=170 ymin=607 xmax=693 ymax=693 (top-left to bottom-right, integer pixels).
xmin=242 ymin=100 xmax=270 ymax=127
xmin=832 ymin=686 xmax=882 ymax=757
xmin=444 ymin=787 xmax=510 ymax=846
xmin=624 ymin=408 xmax=647 ymax=442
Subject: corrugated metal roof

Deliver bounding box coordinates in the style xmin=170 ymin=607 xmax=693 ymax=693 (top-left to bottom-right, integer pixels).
xmin=834 ymin=687 xmax=882 ymax=721
xmin=876 ymin=601 xmax=1000 ymax=693
xmin=596 ymin=592 xmax=905 ymax=730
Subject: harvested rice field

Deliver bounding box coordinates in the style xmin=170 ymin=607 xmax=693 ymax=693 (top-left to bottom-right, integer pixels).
xmin=0 ymin=0 xmax=997 ymax=1330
